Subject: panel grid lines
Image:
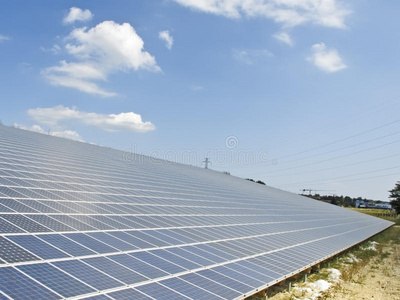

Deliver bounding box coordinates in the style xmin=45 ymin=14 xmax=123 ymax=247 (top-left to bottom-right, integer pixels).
xmin=0 ymin=125 xmax=393 ymax=300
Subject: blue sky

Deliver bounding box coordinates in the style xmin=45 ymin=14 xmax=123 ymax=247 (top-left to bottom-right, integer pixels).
xmin=1 ymin=1 xmax=399 ymax=200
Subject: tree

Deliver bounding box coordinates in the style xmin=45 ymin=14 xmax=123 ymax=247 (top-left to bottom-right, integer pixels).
xmin=389 ymin=181 xmax=400 ymax=214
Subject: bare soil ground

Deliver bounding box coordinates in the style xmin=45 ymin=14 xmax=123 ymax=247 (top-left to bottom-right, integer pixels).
xmin=323 ymin=242 xmax=400 ymax=300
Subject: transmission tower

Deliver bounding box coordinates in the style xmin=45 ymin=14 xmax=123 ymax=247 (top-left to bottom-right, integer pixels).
xmin=202 ymin=158 xmax=211 ymax=169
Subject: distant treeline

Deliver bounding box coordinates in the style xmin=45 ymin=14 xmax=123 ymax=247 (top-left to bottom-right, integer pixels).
xmin=246 ymin=178 xmax=266 ymax=185
xmin=303 ymin=194 xmax=373 ymax=207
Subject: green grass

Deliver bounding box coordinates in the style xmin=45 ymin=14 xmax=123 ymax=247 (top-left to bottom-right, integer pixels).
xmin=340 ymin=226 xmax=400 ymax=283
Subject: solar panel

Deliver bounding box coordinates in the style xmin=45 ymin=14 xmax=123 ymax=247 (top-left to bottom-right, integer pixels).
xmin=0 ymin=125 xmax=393 ymax=299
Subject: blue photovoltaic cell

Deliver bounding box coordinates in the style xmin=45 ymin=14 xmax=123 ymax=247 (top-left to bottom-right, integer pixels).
xmin=136 ymin=282 xmax=189 ymax=300
xmin=184 ymin=245 xmax=226 ymax=263
xmin=87 ymin=232 xmax=137 ymax=251
xmin=19 ymin=200 xmax=61 ymax=214
xmin=0 ymin=236 xmax=40 ymax=263
xmin=83 ymin=256 xmax=148 ymax=285
xmin=26 ymin=215 xmax=76 ymax=232
xmin=63 ymin=233 xmax=118 ymax=254
xmin=125 ymin=231 xmax=170 ymax=247
xmin=211 ymin=265 xmax=264 ymax=288
xmin=0 ymin=203 xmax=15 ymax=213
xmin=0 ymin=217 xmax=25 ymax=233
xmin=195 ymin=243 xmax=237 ymax=260
xmin=0 ymin=199 xmax=37 ymax=213
xmin=53 ymin=260 xmax=123 ymax=290
xmin=150 ymin=249 xmax=202 ymax=270
xmin=197 ymin=269 xmax=252 ymax=294
xmin=225 ymin=262 xmax=275 ymax=283
xmin=0 ymin=267 xmax=59 ymax=300
xmin=70 ymin=215 xmax=115 ymax=231
xmin=107 ymin=288 xmax=153 ymax=300
xmin=129 ymin=251 xmax=186 ymax=274
xmin=50 ymin=215 xmax=97 ymax=231
xmin=37 ymin=234 xmax=96 ymax=257
xmin=143 ymin=230 xmax=183 ymax=245
xmin=0 ymin=214 xmax=51 ymax=232
xmin=180 ymin=273 xmax=241 ymax=299
xmin=248 ymin=256 xmax=290 ymax=275
xmin=237 ymin=259 xmax=282 ymax=280
xmin=17 ymin=263 xmax=95 ymax=298
xmin=160 ymin=277 xmax=223 ymax=300
xmin=164 ymin=247 xmax=214 ymax=267
xmin=109 ymin=231 xmax=155 ymax=248
xmin=108 ymin=254 xmax=169 ymax=279
xmin=157 ymin=229 xmax=196 ymax=244
xmin=7 ymin=235 xmax=70 ymax=259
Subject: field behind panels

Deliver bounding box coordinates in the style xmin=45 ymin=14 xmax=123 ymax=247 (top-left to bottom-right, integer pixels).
xmin=0 ymin=125 xmax=393 ymax=300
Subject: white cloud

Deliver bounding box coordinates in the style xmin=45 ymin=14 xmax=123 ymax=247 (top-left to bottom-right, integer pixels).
xmin=63 ymin=7 xmax=93 ymax=25
xmin=13 ymin=123 xmax=84 ymax=142
xmin=172 ymin=0 xmax=350 ymax=28
xmin=43 ymin=21 xmax=160 ymax=97
xmin=273 ymin=32 xmax=293 ymax=46
xmin=233 ymin=49 xmax=273 ymax=64
xmin=27 ymin=105 xmax=156 ymax=133
xmin=41 ymin=44 xmax=61 ymax=54
xmin=159 ymin=30 xmax=174 ymax=50
xmin=308 ymin=42 xmax=347 ymax=73
xmin=0 ymin=34 xmax=10 ymax=42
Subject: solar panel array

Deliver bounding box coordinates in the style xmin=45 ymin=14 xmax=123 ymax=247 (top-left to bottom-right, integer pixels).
xmin=0 ymin=125 xmax=393 ymax=300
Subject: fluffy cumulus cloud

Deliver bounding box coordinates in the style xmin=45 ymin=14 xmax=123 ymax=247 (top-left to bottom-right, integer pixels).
xmin=13 ymin=123 xmax=84 ymax=142
xmin=159 ymin=30 xmax=174 ymax=50
xmin=173 ymin=0 xmax=350 ymax=28
xmin=0 ymin=34 xmax=10 ymax=42
xmin=273 ymin=32 xmax=293 ymax=46
xmin=63 ymin=7 xmax=93 ymax=24
xmin=308 ymin=42 xmax=347 ymax=73
xmin=27 ymin=105 xmax=156 ymax=133
xmin=233 ymin=49 xmax=273 ymax=64
xmin=43 ymin=20 xmax=160 ymax=97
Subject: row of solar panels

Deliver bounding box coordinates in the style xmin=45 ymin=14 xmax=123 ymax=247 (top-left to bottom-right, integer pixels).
xmin=1 ymin=217 xmax=377 ymax=262
xmin=0 ymin=139 xmax=249 ymax=197
xmin=0 ymin=126 xmax=394 ymax=299
xmin=0 ymin=222 xmax=390 ymax=300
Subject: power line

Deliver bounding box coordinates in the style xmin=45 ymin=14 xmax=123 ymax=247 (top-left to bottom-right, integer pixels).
xmin=277 ymin=165 xmax=400 ymax=187
xmin=279 ymin=131 xmax=399 ymax=166
xmin=277 ymin=119 xmax=399 ymax=160
xmin=252 ymin=139 xmax=400 ymax=176
xmin=269 ymin=98 xmax=400 ymax=154
xmin=328 ymin=172 xmax=400 ymax=184
xmin=261 ymin=153 xmax=400 ymax=178
xmin=212 ymin=131 xmax=399 ymax=171
xmin=281 ymin=172 xmax=400 ymax=190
